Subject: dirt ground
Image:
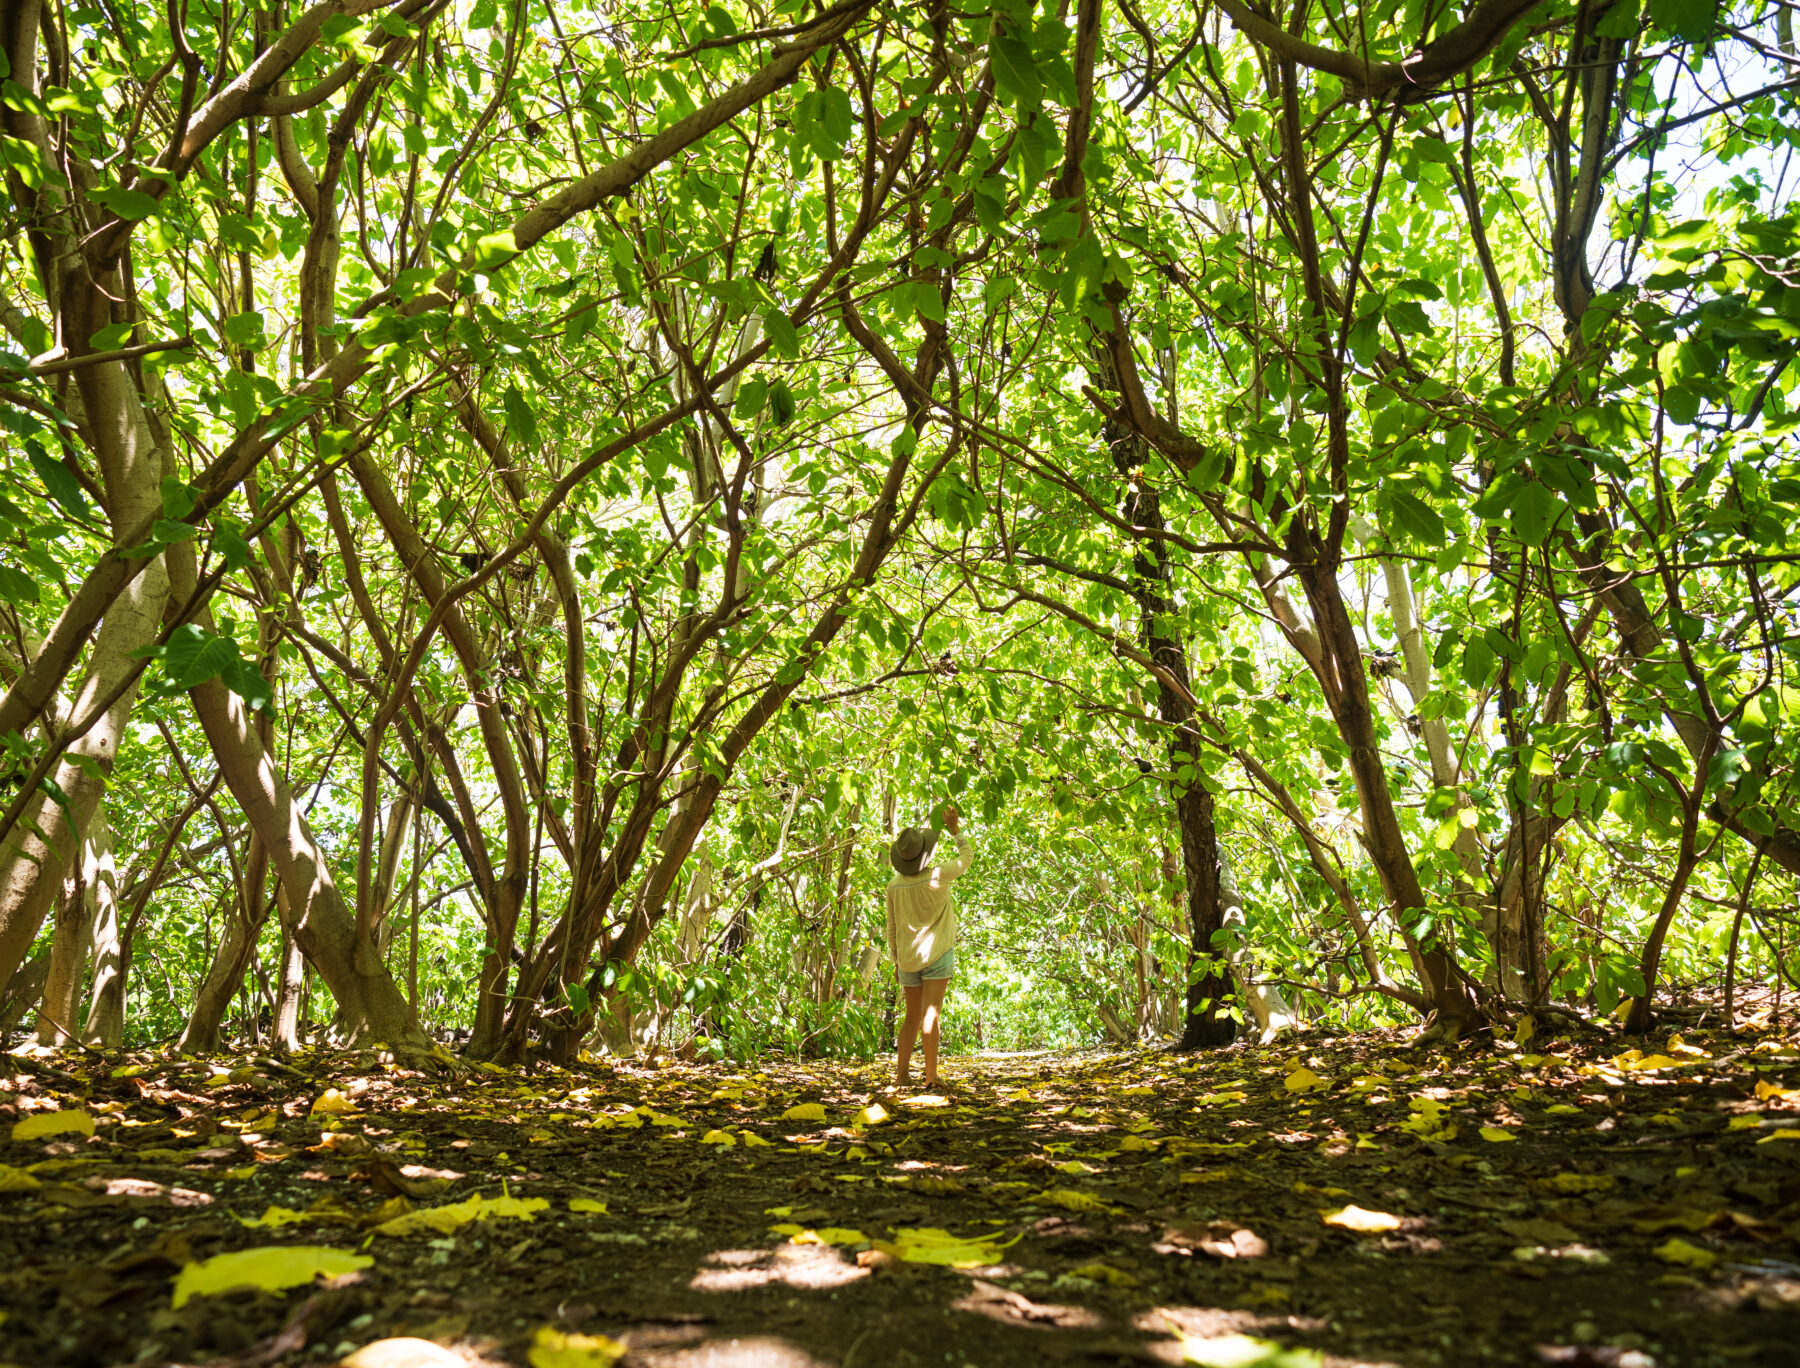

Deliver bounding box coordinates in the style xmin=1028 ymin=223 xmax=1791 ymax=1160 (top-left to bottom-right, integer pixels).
xmin=2 ymin=1021 xmax=1799 ymax=1368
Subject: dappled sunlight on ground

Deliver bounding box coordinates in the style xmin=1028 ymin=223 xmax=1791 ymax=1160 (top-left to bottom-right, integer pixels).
xmin=690 ymin=1244 xmax=869 ymax=1292
xmin=2 ymin=1030 xmax=1797 ymax=1365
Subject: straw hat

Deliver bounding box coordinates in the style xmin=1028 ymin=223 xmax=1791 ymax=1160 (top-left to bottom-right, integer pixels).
xmin=889 ymin=825 xmax=937 ymax=876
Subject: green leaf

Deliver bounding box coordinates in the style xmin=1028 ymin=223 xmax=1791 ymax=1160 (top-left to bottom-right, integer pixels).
xmin=1508 ymin=481 xmax=1565 ymax=545
xmin=990 ymin=34 xmax=1042 ymax=107
xmin=733 ymin=377 xmax=768 ymax=420
xmin=222 ymin=311 xmax=264 ymax=347
xmin=160 ymin=477 xmax=197 ymax=519
xmin=0 ymin=564 xmax=39 ymax=607
xmin=468 ymin=229 xmax=518 ymax=271
xmin=89 ymin=321 xmax=134 ymax=350
xmin=504 ymin=384 xmax=539 ymax=446
xmin=767 ymin=378 xmax=796 ymax=427
xmin=152 ymin=518 xmax=199 ymax=544
xmin=222 ymin=656 xmax=276 ymax=716
xmin=27 ymin=446 xmax=90 ymax=520
xmin=162 ymin=624 xmax=241 ymax=689
xmin=1647 ymin=0 xmax=1715 ymax=41
xmin=214 ymin=520 xmax=255 ymax=573
xmin=1387 ymin=488 xmax=1445 ymax=547
xmin=763 ymin=309 xmax=799 ymax=359
xmin=1462 ymin=636 xmax=1495 ymax=689
xmin=91 ymin=186 xmax=158 ymax=220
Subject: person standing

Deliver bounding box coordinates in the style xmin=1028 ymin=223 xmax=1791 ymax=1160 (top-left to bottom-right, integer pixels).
xmin=885 ymin=804 xmax=971 ymax=1091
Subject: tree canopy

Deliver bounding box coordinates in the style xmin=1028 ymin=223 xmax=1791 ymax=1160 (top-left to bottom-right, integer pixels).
xmin=1 ymin=0 xmax=1797 ymax=1063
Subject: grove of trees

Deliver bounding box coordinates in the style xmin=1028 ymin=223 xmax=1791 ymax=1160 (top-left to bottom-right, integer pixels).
xmin=1 ymin=0 xmax=1796 ymax=1064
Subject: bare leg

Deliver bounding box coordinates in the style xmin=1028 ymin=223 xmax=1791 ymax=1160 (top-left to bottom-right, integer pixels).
xmin=895 ymin=983 xmax=923 ymax=1087
xmin=920 ymin=976 xmax=949 ymax=1088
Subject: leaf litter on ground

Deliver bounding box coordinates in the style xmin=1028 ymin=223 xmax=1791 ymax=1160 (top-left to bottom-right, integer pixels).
xmin=0 ymin=1022 xmax=1798 ymax=1365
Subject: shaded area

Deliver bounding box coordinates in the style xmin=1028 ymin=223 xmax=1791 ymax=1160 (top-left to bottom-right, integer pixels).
xmin=1 ymin=1025 xmax=1798 ymax=1367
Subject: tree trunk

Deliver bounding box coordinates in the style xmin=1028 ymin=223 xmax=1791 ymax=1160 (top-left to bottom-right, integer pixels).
xmin=179 ymin=835 xmax=271 ymax=1053
xmin=187 ymin=670 xmax=429 ymax=1056
xmin=35 ymin=869 xmax=92 ymax=1046
xmin=271 ymin=904 xmax=306 ymax=1051
xmin=82 ymin=806 xmax=127 ymax=1048
xmin=1 ymin=950 xmax=51 ymax=1039
xmin=0 ymin=557 xmax=170 ymax=995
xmin=1174 ymin=749 xmax=1237 ymax=1050
xmin=1302 ymin=561 xmax=1481 ymax=1040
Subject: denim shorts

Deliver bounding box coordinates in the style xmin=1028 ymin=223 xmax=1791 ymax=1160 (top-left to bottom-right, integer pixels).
xmin=899 ymin=947 xmax=955 ymax=987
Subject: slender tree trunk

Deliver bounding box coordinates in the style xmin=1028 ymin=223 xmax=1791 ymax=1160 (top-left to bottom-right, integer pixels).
xmin=82 ymin=806 xmax=126 ymax=1048
xmin=271 ymin=901 xmax=306 ymax=1051
xmin=1174 ymin=764 xmax=1237 ymax=1049
xmin=35 ymin=869 xmax=92 ymax=1046
xmin=188 ymin=669 xmax=428 ymax=1054
xmin=0 ymin=558 xmax=170 ymax=993
xmin=1 ymin=950 xmax=51 ymax=1039
xmin=179 ymin=835 xmax=271 ymax=1052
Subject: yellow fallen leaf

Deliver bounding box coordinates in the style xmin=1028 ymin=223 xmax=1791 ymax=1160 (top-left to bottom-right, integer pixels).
xmin=1068 ymin=1261 xmax=1137 ymax=1286
xmin=844 ymin=1144 xmax=870 ymax=1161
xmin=171 ymin=1246 xmax=373 ymax=1307
xmin=1115 ymin=1135 xmax=1158 ymax=1152
xmin=309 ymin=1089 xmax=359 ymax=1116
xmin=1757 ymin=1129 xmax=1800 ymax=1144
xmin=1654 ymin=1237 xmax=1717 ymax=1270
xmin=899 ymin=1093 xmax=950 ymax=1108
xmin=1283 ymin=1067 xmax=1327 ymax=1094
xmin=1633 ymin=1206 xmax=1720 ymax=1234
xmin=528 ymin=1325 xmax=625 ymax=1368
xmin=1513 ymin=1015 xmax=1536 ymax=1045
xmin=781 ymin=1103 xmax=827 ymax=1122
xmin=1754 ymin=1080 xmax=1799 ymax=1102
xmin=569 ymin=1198 xmax=608 ymax=1214
xmin=699 ymin=1129 xmax=736 ymax=1147
xmin=855 ymin=1103 xmax=890 ymax=1127
xmin=1194 ymin=1090 xmax=1248 ymax=1106
xmin=871 ymin=1226 xmax=1018 ymax=1267
xmin=1052 ymin=1160 xmax=1099 ymax=1176
xmin=1537 ymin=1172 xmax=1614 ymax=1194
xmin=1120 ymin=1086 xmax=1156 ymax=1097
xmin=1479 ymin=1127 xmax=1516 ymax=1143
xmin=0 ymin=1164 xmax=44 ymax=1193
xmin=235 ymin=1205 xmax=316 ymax=1229
xmin=373 ymin=1192 xmax=549 ymax=1237
xmin=1545 ymin=1104 xmax=1583 ymax=1115
xmin=1291 ymin=1181 xmax=1350 ymax=1198
xmin=1321 ymin=1205 xmax=1402 ymax=1233
xmin=11 ymin=1110 xmax=95 ymax=1142
xmin=739 ymin=1130 xmax=772 ymax=1147
xmin=769 ymin=1224 xmax=866 ymax=1246
xmin=1037 ymin=1187 xmax=1120 ymax=1214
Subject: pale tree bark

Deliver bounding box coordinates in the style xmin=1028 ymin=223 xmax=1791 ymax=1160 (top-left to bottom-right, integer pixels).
xmin=0 ymin=553 xmax=168 ymax=993
xmin=271 ymin=903 xmax=306 ymax=1051
xmin=34 ymin=870 xmax=91 ymax=1046
xmin=81 ymin=805 xmax=126 ymax=1047
xmin=1 ymin=951 xmax=50 ymax=1038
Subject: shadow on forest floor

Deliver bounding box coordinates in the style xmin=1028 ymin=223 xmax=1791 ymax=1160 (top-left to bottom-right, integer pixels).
xmin=2 ymin=1021 xmax=1799 ymax=1368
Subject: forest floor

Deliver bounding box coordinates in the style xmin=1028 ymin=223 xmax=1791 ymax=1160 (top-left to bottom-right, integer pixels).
xmin=3 ymin=1019 xmax=1800 ymax=1368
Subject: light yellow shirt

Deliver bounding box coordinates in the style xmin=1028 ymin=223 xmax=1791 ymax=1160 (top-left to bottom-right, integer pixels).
xmin=884 ymin=835 xmax=973 ymax=973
